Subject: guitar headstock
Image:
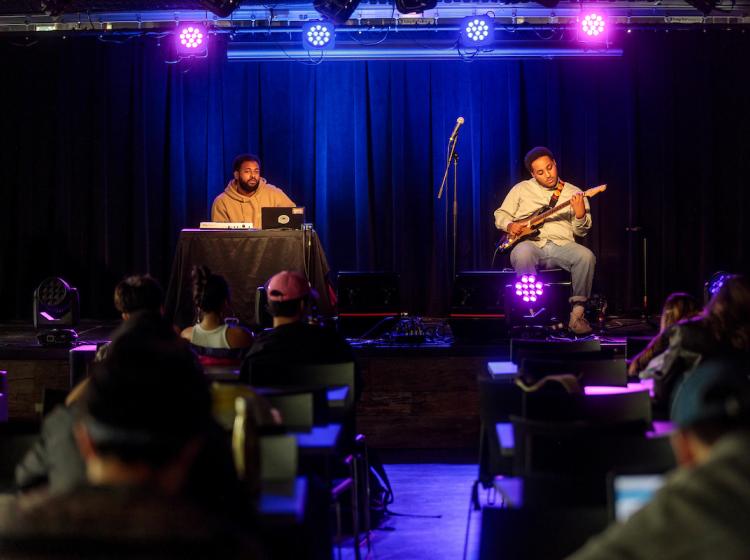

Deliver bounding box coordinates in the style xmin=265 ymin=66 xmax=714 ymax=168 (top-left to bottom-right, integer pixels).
xmin=584 ymin=184 xmax=607 ymax=197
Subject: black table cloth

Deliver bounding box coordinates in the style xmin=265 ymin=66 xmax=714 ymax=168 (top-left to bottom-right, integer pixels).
xmin=165 ymin=229 xmax=333 ymax=328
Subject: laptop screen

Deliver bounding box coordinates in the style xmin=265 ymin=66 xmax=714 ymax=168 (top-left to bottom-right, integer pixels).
xmin=611 ymin=474 xmax=666 ymax=522
xmin=261 ymin=207 xmax=305 ymax=230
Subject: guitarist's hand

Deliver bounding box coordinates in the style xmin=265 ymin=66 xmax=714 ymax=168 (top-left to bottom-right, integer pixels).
xmin=571 ymin=192 xmax=586 ymax=218
xmin=508 ymin=222 xmax=524 ymax=236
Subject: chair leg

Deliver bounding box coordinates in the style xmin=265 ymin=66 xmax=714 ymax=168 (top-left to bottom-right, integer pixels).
xmin=334 ymin=501 xmax=343 ymax=560
xmin=360 ymin=443 xmax=372 ymax=553
xmin=349 ymin=455 xmax=361 ymax=560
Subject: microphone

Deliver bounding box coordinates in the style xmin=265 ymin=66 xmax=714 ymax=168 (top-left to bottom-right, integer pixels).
xmin=448 ymin=116 xmax=465 ymax=143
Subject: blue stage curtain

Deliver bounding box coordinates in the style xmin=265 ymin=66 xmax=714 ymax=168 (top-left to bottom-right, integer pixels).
xmin=0 ymin=32 xmax=748 ymax=319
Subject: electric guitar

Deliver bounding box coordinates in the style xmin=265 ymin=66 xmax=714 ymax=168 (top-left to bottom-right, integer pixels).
xmin=497 ymin=184 xmax=607 ymax=253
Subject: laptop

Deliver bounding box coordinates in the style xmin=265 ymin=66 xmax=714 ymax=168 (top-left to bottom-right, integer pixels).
xmin=262 ymin=207 xmax=305 ymax=230
xmin=608 ymin=472 xmax=666 ymax=522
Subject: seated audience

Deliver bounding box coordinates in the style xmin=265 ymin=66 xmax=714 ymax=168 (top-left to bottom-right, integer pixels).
xmin=181 ymin=266 xmax=253 ymax=351
xmin=17 ymin=314 xmax=250 ymax=524
xmin=651 ymin=275 xmax=750 ymax=410
xmin=568 ymin=357 xmax=750 ymax=559
xmin=3 ymin=312 xmax=258 ymax=558
xmin=628 ymin=292 xmax=701 ymax=377
xmin=17 ymin=274 xmax=168 ymax=494
xmin=113 ymin=274 xmax=164 ymax=321
xmin=240 ymin=270 xmax=359 ymax=396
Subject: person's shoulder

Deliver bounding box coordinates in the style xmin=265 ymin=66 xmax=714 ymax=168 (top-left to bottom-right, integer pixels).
xmin=260 ymin=180 xmax=286 ymax=194
xmin=511 ymin=179 xmax=534 ymax=191
xmin=226 ymin=327 xmax=253 ymax=349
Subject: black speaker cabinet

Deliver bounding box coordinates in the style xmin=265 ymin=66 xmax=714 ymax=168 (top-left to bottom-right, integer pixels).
xmin=336 ymin=272 xmax=400 ymax=337
xmin=449 ymin=271 xmax=515 ymax=342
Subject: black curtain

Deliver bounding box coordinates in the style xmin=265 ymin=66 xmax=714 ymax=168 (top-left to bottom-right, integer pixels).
xmin=1 ymin=30 xmax=748 ymax=321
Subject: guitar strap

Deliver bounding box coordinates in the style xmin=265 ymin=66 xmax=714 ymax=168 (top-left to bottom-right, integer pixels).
xmin=547 ymin=179 xmax=565 ymax=208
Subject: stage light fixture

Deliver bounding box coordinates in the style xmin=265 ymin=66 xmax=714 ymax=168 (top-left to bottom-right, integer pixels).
xmin=313 ymin=0 xmax=359 ymax=25
xmin=176 ymin=24 xmax=208 ymax=57
xmin=705 ymin=271 xmax=735 ymax=300
xmin=302 ymin=21 xmax=336 ymax=50
xmin=33 ymin=276 xmax=80 ymax=329
xmin=514 ymin=274 xmax=544 ymax=304
xmin=395 ymin=0 xmax=438 ymax=15
xmin=581 ymin=13 xmax=606 ymax=37
xmin=460 ymin=15 xmax=495 ymax=47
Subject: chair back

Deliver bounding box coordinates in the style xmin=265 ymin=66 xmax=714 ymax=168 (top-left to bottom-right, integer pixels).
xmin=510 ymin=338 xmax=602 ymax=364
xmin=510 ymin=415 xmax=669 ymax=478
xmin=521 ymin=357 xmax=628 ymax=387
xmin=251 ymin=362 xmax=356 ymax=410
xmin=211 ymin=382 xmax=278 ymax=430
xmin=232 ymin=396 xmax=297 ymax=485
xmin=0 ymin=422 xmax=40 ymax=492
xmin=480 ymin=505 xmax=608 ymax=560
xmin=263 ymin=390 xmax=318 ymax=431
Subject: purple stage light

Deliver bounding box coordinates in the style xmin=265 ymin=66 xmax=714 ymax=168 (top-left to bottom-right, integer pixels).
xmin=581 ymin=13 xmax=606 ymax=37
xmin=177 ymin=24 xmax=208 ymax=57
xmin=515 ymin=274 xmax=544 ymax=304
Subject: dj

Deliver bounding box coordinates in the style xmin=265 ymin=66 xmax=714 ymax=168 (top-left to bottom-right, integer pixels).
xmin=211 ymin=153 xmax=295 ymax=229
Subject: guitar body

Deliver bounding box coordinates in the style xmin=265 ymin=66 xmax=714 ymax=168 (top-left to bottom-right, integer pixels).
xmin=496 ymin=184 xmax=608 ymax=254
xmin=497 ymin=212 xmax=544 ymax=253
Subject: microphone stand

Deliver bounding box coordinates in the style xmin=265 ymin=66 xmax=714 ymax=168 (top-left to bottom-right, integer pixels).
xmin=437 ymin=134 xmax=460 ymax=282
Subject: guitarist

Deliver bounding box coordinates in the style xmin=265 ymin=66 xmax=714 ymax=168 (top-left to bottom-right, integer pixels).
xmin=494 ymin=146 xmax=596 ymax=335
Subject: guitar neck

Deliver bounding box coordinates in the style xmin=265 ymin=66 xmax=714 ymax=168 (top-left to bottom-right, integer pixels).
xmin=530 ymin=198 xmax=573 ymax=225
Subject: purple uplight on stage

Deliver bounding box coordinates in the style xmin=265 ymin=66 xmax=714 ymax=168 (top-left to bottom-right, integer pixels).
xmin=177 ymin=24 xmax=208 ymax=57
xmin=581 ymin=13 xmax=606 ymax=37
xmin=514 ymin=274 xmax=544 ymax=303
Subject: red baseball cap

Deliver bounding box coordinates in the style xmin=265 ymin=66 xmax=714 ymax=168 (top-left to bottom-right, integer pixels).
xmin=266 ymin=270 xmax=314 ymax=302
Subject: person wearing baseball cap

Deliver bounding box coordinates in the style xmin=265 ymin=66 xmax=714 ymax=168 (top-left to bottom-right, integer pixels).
xmin=240 ymin=271 xmax=359 ymax=396
xmin=569 ymin=358 xmax=750 ymax=559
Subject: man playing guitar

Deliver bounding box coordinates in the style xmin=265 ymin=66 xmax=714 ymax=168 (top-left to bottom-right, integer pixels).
xmin=494 ymin=146 xmax=596 ymax=335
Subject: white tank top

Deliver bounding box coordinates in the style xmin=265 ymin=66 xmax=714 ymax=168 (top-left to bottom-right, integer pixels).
xmin=190 ymin=323 xmax=231 ymax=349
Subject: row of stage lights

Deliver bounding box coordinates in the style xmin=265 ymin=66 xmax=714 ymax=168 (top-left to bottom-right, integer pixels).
xmin=173 ymin=13 xmax=607 ymax=57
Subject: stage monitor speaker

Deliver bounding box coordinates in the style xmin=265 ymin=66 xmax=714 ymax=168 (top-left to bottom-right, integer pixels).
xmin=337 ymin=272 xmax=400 ymax=313
xmin=449 ymin=271 xmax=515 ymax=342
xmin=33 ymin=277 xmax=80 ymax=329
xmin=504 ymin=268 xmax=572 ymax=332
xmin=336 ymin=272 xmax=400 ymax=337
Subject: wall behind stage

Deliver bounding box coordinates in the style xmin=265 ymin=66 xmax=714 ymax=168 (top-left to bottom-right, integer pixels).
xmin=0 ymin=31 xmax=748 ymax=321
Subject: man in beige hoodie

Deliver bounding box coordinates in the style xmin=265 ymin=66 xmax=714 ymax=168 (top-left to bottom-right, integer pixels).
xmin=211 ymin=153 xmax=295 ymax=228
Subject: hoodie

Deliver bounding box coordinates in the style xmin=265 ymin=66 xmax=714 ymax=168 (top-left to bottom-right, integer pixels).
xmin=210 ymin=178 xmax=295 ymax=228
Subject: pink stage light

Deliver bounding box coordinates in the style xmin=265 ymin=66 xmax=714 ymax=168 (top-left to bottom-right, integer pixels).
xmin=177 ymin=24 xmax=208 ymax=57
xmin=515 ymin=274 xmax=543 ymax=304
xmin=581 ymin=13 xmax=606 ymax=37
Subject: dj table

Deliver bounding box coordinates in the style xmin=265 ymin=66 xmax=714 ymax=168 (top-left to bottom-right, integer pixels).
xmin=165 ymin=229 xmax=333 ymax=328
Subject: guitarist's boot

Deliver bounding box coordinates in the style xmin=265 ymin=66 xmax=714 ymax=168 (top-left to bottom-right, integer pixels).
xmin=569 ymin=303 xmax=593 ymax=335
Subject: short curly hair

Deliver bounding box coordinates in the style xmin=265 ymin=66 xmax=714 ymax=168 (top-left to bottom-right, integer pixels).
xmin=232 ymin=153 xmax=261 ymax=173
xmin=524 ymin=146 xmax=555 ymax=174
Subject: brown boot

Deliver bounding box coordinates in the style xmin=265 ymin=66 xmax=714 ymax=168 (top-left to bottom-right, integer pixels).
xmin=569 ymin=304 xmax=592 ymax=335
